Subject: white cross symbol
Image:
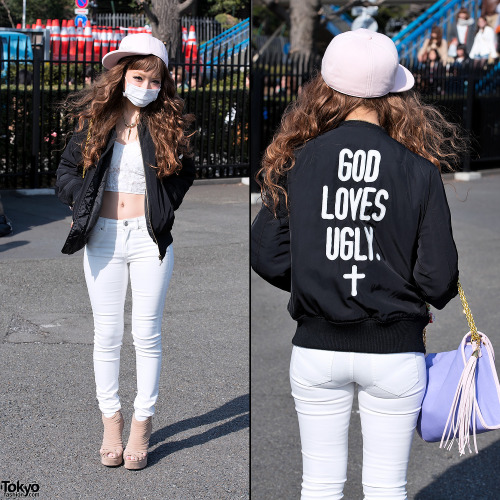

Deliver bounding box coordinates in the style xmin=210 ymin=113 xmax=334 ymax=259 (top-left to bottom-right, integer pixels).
xmin=343 ymin=265 xmax=365 ymax=297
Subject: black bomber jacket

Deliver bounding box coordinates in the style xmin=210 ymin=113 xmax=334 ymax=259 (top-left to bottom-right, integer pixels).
xmin=55 ymin=122 xmax=195 ymax=260
xmin=251 ymin=120 xmax=459 ymax=354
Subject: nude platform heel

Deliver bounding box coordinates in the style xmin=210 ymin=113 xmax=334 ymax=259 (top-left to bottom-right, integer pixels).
xmin=100 ymin=410 xmax=124 ymax=467
xmin=123 ymin=415 xmax=152 ymax=470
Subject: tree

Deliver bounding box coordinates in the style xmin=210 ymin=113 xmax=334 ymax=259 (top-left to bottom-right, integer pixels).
xmin=259 ymin=0 xmax=392 ymax=57
xmin=136 ymin=0 xmax=196 ymax=59
xmin=260 ymin=0 xmax=320 ymax=57
xmin=1 ymin=0 xmax=15 ymax=27
xmin=205 ymin=0 xmax=248 ymax=17
xmin=0 ymin=0 xmax=73 ymax=27
xmin=289 ymin=0 xmax=320 ymax=56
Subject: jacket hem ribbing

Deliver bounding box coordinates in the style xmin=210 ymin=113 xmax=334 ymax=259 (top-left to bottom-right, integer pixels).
xmin=292 ymin=316 xmax=428 ymax=354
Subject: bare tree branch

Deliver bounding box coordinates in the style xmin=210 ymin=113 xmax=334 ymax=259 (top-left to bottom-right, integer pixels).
xmin=136 ymin=0 xmax=159 ymax=26
xmin=260 ymin=0 xmax=290 ymax=25
xmin=1 ymin=0 xmax=15 ymax=28
xmin=179 ymin=0 xmax=196 ymax=15
xmin=253 ymin=22 xmax=286 ymax=62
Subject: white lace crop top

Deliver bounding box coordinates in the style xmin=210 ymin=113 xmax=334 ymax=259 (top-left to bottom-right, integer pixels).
xmin=105 ymin=141 xmax=146 ymax=194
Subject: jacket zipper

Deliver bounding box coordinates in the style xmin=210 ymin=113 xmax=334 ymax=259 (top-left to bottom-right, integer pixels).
xmin=139 ymin=127 xmax=162 ymax=261
xmin=145 ymin=176 xmax=162 ymax=261
xmin=72 ymin=172 xmax=93 ymax=222
xmin=289 ymin=221 xmax=293 ymax=297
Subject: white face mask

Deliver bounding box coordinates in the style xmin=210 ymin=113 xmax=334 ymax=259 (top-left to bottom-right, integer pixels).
xmin=123 ymin=80 xmax=160 ymax=107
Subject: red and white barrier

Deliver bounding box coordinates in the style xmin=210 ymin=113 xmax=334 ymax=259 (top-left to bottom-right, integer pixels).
xmin=93 ymin=26 xmax=102 ymax=60
xmin=77 ymin=20 xmax=85 ymax=59
xmin=185 ymin=25 xmax=198 ymax=62
xmin=51 ymin=19 xmax=61 ymax=58
xmin=68 ymin=19 xmax=77 ymax=60
xmin=45 ymin=20 xmax=154 ymax=61
xmin=84 ymin=21 xmax=93 ymax=60
xmin=60 ymin=20 xmax=69 ymax=59
xmin=182 ymin=26 xmax=188 ymax=53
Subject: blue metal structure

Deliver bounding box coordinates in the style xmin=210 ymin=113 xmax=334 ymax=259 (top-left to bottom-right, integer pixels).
xmin=322 ymin=5 xmax=353 ymax=36
xmin=199 ymin=18 xmax=249 ymax=65
xmin=0 ymin=32 xmax=33 ymax=78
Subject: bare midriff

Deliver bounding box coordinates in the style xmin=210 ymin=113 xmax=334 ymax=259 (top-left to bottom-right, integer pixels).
xmin=100 ymin=191 xmax=145 ymax=220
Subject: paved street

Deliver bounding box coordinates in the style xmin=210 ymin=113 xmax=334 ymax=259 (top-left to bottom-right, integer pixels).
xmin=0 ymin=182 xmax=249 ymax=500
xmin=251 ymin=172 xmax=500 ymax=499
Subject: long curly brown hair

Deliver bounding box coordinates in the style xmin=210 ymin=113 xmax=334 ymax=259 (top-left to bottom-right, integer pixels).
xmin=63 ymin=54 xmax=195 ymax=177
xmin=259 ymin=73 xmax=467 ymax=215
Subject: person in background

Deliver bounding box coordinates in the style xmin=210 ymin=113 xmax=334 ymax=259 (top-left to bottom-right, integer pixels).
xmin=447 ymin=44 xmax=470 ymax=95
xmin=496 ymin=4 xmax=500 ymax=47
xmin=455 ymin=44 xmax=470 ymax=64
xmin=422 ymin=48 xmax=444 ymax=94
xmin=427 ymin=47 xmax=442 ymax=66
xmin=469 ymin=16 xmax=498 ymax=64
xmin=0 ymin=195 xmax=13 ymax=236
xmin=85 ymin=66 xmax=98 ymax=86
xmin=417 ymin=26 xmax=448 ymax=63
xmin=481 ymin=0 xmax=499 ymax=30
xmin=415 ymin=48 xmax=444 ymax=94
xmin=447 ymin=7 xmax=476 ymax=58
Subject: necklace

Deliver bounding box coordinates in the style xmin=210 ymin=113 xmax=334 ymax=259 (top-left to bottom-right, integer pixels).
xmin=123 ymin=115 xmax=138 ymax=140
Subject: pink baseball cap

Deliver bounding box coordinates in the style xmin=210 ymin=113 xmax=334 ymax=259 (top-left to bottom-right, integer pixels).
xmin=321 ymin=29 xmax=414 ymax=98
xmin=102 ymin=33 xmax=169 ymax=70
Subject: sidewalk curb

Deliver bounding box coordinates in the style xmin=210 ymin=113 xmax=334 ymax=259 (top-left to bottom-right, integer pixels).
xmin=1 ymin=178 xmax=250 ymax=196
xmin=251 ymin=193 xmax=261 ymax=205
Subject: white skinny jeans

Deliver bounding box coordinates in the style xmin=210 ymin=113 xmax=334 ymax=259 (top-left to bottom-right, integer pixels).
xmin=83 ymin=216 xmax=174 ymax=420
xmin=290 ymin=345 xmax=426 ymax=500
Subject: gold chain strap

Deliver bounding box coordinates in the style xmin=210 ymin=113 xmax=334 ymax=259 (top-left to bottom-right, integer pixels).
xmin=82 ymin=119 xmax=92 ymax=178
xmin=423 ymin=280 xmax=480 ymax=348
xmin=457 ymin=280 xmax=481 ymax=344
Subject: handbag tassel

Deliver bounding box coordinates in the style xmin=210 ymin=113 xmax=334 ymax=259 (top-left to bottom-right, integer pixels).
xmin=440 ymin=340 xmax=481 ymax=455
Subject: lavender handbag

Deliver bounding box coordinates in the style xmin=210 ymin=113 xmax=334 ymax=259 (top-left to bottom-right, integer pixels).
xmin=416 ymin=282 xmax=500 ymax=455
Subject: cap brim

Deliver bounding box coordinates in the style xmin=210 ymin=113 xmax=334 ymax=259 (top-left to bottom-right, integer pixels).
xmin=102 ymin=50 xmax=149 ymax=69
xmin=390 ymin=64 xmax=415 ymax=93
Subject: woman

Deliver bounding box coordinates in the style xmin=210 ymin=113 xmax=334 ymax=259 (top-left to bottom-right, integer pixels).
xmin=469 ymin=16 xmax=498 ymax=64
xmin=56 ymin=33 xmax=195 ymax=470
xmin=251 ymin=29 xmax=464 ymax=499
xmin=455 ymin=43 xmax=470 ymax=64
xmin=417 ymin=48 xmax=444 ymax=94
xmin=417 ymin=26 xmax=449 ymax=63
xmin=447 ymin=7 xmax=475 ymax=57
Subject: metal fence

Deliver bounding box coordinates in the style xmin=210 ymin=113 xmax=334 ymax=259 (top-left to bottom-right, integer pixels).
xmin=0 ymin=41 xmax=249 ymax=189
xmin=94 ymin=13 xmax=147 ymax=28
xmin=180 ymin=16 xmax=224 ymax=43
xmin=250 ymin=52 xmax=317 ymax=192
xmin=253 ymin=34 xmax=289 ymax=59
xmin=401 ymin=58 xmax=500 ymax=171
xmin=251 ymin=52 xmax=500 ymax=191
xmin=94 ymin=14 xmax=223 ymax=43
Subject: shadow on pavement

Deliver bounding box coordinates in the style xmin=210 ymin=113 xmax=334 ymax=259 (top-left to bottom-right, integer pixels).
xmin=0 ymin=192 xmax=70 ymax=238
xmin=149 ymin=394 xmax=249 ymax=464
xmin=0 ymin=239 xmax=29 ymax=252
xmin=414 ymin=438 xmax=500 ymax=499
